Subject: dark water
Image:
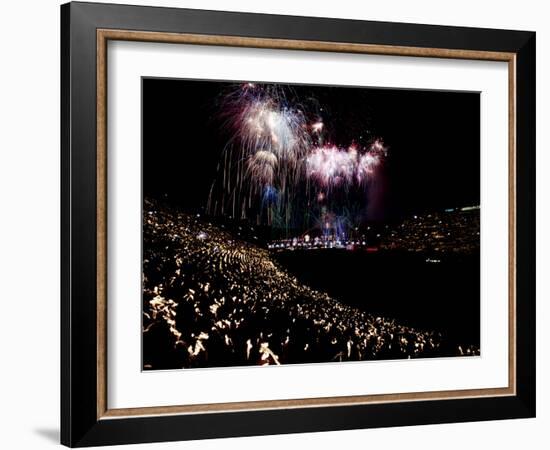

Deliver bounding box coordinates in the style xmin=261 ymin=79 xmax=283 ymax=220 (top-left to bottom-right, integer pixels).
xmin=272 ymin=249 xmax=480 ymax=348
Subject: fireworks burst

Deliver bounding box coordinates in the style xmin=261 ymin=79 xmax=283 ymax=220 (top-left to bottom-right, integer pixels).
xmin=207 ymin=83 xmax=311 ymax=227
xmin=356 ymin=139 xmax=387 ymax=186
xmin=306 ymin=145 xmax=356 ymax=189
xmin=306 ymin=140 xmax=387 ymax=190
xmin=206 ymin=82 xmax=388 ymax=235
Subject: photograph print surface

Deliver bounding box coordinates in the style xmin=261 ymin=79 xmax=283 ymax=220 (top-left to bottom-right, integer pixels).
xmin=142 ymin=78 xmax=480 ymax=370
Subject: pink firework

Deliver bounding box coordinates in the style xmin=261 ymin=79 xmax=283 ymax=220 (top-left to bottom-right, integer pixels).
xmin=356 ymin=153 xmax=380 ymax=184
xmin=306 ymin=140 xmax=387 ymax=189
xmin=356 ymin=139 xmax=387 ymax=185
xmin=306 ymin=146 xmax=356 ymax=188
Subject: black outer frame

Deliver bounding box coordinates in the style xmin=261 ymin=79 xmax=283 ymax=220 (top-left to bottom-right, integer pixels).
xmin=61 ymin=1 xmax=536 ymax=447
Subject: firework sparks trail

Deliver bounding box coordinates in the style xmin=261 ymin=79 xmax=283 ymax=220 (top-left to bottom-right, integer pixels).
xmin=246 ymin=149 xmax=278 ymax=186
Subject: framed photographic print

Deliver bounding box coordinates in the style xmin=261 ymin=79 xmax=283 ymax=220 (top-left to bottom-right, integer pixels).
xmin=61 ymin=2 xmax=536 ymax=447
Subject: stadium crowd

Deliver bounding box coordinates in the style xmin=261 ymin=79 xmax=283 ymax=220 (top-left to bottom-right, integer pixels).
xmin=142 ymin=200 xmax=479 ymax=370
xmin=380 ymin=207 xmax=480 ymax=254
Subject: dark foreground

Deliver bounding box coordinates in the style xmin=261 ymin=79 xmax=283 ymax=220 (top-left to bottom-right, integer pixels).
xmin=142 ymin=200 xmax=479 ymax=370
xmin=274 ymin=250 xmax=480 ymax=351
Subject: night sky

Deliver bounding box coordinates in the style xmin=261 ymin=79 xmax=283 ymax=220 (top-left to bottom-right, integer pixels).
xmin=143 ymin=78 xmax=480 ymax=222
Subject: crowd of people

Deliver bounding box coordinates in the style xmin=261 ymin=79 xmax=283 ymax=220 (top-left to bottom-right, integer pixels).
xmin=142 ymin=200 xmax=479 ymax=370
xmin=380 ymin=207 xmax=480 ymax=254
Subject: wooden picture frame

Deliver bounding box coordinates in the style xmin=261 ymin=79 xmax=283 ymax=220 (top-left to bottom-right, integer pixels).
xmin=61 ymin=2 xmax=535 ymax=446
